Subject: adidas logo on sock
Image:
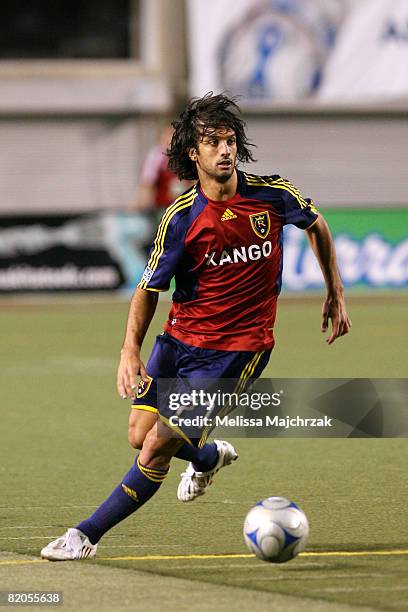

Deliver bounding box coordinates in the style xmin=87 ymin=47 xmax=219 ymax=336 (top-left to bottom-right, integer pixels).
xmin=221 ymin=208 xmax=238 ymax=221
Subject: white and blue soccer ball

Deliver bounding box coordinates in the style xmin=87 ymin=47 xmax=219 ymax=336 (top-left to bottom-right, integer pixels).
xmin=243 ymin=496 xmax=309 ymax=563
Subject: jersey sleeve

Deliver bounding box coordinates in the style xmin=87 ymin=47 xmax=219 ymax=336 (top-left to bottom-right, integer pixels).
xmin=279 ymin=178 xmax=319 ymax=229
xmin=137 ymin=214 xmax=185 ymax=291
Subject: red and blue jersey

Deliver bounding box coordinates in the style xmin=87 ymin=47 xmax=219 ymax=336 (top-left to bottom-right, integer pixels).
xmin=137 ymin=170 xmax=318 ymax=351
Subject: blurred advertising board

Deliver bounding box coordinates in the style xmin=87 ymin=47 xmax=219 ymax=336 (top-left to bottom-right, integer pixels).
xmin=188 ymin=0 xmax=408 ymax=104
xmin=0 ymin=213 xmax=152 ymax=293
xmin=318 ymin=0 xmax=408 ymax=102
xmin=0 ymin=209 xmax=406 ymax=293
xmin=283 ymin=209 xmax=408 ymax=290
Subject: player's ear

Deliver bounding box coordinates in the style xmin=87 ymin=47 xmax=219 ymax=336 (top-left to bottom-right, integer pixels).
xmin=188 ymin=147 xmax=198 ymax=162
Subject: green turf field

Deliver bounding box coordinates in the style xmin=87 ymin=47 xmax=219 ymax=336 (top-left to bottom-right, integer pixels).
xmin=0 ymin=295 xmax=407 ymax=611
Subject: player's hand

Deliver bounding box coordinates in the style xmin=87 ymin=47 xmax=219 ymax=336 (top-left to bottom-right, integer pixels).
xmin=117 ymin=347 xmax=149 ymax=400
xmin=321 ymin=294 xmax=352 ymax=345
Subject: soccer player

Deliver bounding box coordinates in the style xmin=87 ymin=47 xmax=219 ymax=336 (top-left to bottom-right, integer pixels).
xmin=131 ymin=124 xmax=193 ymax=212
xmin=41 ymin=93 xmax=351 ymax=561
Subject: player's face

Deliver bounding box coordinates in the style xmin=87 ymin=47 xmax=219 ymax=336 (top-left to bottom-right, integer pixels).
xmin=189 ymin=127 xmax=237 ymax=183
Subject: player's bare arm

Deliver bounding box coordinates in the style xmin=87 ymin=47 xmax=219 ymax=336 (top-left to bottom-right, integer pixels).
xmin=305 ymin=214 xmax=352 ymax=345
xmin=117 ymin=287 xmax=158 ymax=398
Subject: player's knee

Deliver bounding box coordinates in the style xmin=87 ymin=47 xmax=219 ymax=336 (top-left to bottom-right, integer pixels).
xmin=141 ymin=431 xmax=165 ymax=459
xmin=140 ymin=430 xmax=174 ymax=469
xmin=127 ymin=426 xmax=145 ymax=450
xmin=128 ymin=409 xmax=157 ymax=450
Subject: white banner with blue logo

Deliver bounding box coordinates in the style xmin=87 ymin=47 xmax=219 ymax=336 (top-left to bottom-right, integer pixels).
xmin=188 ymin=0 xmax=408 ymax=105
xmin=318 ymin=0 xmax=408 ymax=102
xmin=187 ymin=0 xmax=345 ymax=104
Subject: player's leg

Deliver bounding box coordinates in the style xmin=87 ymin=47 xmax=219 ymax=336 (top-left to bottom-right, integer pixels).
xmin=128 ymin=397 xmax=219 ymax=469
xmin=130 ymin=333 xmax=224 ymax=471
xmin=174 ymin=440 xmax=220 ymax=471
xmin=41 ymin=420 xmax=183 ymax=561
xmin=177 ymin=348 xmax=273 ymax=501
xmin=128 ymin=406 xmax=158 ymax=449
xmin=73 ymin=421 xmax=183 ymax=544
xmin=139 ymin=419 xmax=184 ymax=468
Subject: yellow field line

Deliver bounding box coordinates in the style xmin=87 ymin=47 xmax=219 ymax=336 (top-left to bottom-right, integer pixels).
xmin=99 ymin=550 xmax=408 ymax=561
xmin=99 ymin=553 xmax=253 ymax=561
xmin=1 ymin=550 xmax=408 ymax=566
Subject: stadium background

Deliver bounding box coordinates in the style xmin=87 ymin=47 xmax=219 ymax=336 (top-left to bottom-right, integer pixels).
xmin=0 ymin=1 xmax=407 ymax=611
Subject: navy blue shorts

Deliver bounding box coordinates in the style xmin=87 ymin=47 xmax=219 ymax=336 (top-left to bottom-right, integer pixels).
xmin=132 ymin=333 xmax=272 ymax=446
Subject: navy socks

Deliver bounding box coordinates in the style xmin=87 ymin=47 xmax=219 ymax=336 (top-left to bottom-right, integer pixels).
xmin=174 ymin=441 xmax=218 ymax=472
xmin=76 ymin=443 xmax=218 ymax=544
xmin=77 ymin=457 xmax=168 ymax=544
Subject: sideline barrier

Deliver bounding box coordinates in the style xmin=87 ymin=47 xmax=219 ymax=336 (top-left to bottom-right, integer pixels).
xmin=0 ymin=209 xmax=406 ymax=292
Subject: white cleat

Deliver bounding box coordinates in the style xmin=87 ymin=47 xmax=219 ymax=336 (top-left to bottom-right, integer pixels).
xmin=177 ymin=440 xmax=238 ymax=502
xmin=41 ymin=528 xmax=97 ymax=561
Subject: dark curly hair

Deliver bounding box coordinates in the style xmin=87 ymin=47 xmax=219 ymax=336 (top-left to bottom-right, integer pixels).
xmin=167 ymin=92 xmax=256 ymax=180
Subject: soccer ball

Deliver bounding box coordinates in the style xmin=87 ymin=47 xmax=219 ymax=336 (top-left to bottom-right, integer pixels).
xmin=243 ymin=496 xmax=309 ymax=563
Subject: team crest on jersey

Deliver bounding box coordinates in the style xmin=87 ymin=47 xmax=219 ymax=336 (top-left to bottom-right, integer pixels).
xmin=136 ymin=375 xmax=153 ymax=398
xmin=249 ymin=211 xmax=270 ymax=239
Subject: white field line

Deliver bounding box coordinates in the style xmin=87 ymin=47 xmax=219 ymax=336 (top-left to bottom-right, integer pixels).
xmin=321 ymin=586 xmax=408 ymax=593
xmin=0 ymin=506 xmax=98 ymax=510
xmin=0 ymin=526 xmax=56 ymax=530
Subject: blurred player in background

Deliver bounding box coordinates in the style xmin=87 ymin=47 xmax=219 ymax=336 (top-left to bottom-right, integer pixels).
xmin=41 ymin=93 xmax=351 ymax=561
xmin=132 ymin=124 xmax=192 ymax=213
xmin=131 ymin=123 xmax=193 ymax=253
